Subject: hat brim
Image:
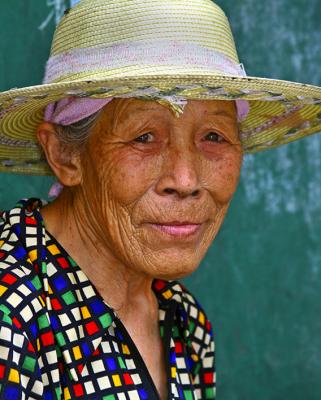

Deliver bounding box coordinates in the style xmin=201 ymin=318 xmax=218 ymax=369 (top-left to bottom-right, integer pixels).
xmin=1 ymin=73 xmax=321 ymax=175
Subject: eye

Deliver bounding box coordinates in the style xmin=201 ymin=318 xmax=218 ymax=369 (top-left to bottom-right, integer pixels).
xmin=204 ymin=131 xmax=225 ymax=143
xmin=133 ymin=132 xmax=154 ymax=143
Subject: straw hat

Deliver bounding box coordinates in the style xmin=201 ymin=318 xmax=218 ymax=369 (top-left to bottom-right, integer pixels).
xmin=1 ymin=0 xmax=321 ymax=175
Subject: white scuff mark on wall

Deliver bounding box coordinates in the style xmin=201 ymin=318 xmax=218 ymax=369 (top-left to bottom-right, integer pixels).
xmin=302 ymin=135 xmax=321 ymax=239
xmin=39 ymin=0 xmax=66 ymax=30
xmin=39 ymin=0 xmax=81 ymax=30
xmin=307 ymin=249 xmax=321 ymax=277
xmin=241 ymin=135 xmax=321 ymax=220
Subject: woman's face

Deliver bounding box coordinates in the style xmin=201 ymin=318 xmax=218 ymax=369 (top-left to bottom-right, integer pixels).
xmin=79 ymin=98 xmax=243 ymax=279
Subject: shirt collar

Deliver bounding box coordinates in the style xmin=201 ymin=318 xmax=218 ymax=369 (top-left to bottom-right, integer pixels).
xmin=1 ymin=198 xmax=197 ymax=381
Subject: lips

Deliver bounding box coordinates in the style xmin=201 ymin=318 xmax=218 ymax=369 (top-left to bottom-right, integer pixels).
xmin=154 ymin=221 xmax=201 ymax=226
xmin=148 ymin=221 xmax=203 ymax=237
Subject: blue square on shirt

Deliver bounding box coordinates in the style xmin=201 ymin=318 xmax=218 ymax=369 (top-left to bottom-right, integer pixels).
xmin=170 ymin=351 xmax=176 ymax=364
xmin=41 ymin=248 xmax=47 ymax=259
xmin=186 ymin=355 xmax=193 ymax=370
xmin=90 ymin=300 xmax=106 ymax=314
xmin=81 ymin=342 xmax=92 ymax=357
xmin=30 ymin=322 xmax=38 ymax=338
xmin=13 ymin=225 xmax=21 ymax=236
xmin=13 ymin=246 xmax=26 ymax=259
xmin=116 ymin=330 xmax=124 ymax=341
xmin=53 ymin=275 xmax=67 ymax=291
xmin=106 ymin=357 xmax=117 ymax=370
xmin=49 ymin=315 xmax=59 ymax=330
xmin=44 ymin=389 xmax=54 ymax=400
xmin=138 ymin=389 xmax=148 ymax=399
xmin=4 ymin=386 xmax=20 ymax=400
xmin=26 ymin=280 xmax=37 ymax=292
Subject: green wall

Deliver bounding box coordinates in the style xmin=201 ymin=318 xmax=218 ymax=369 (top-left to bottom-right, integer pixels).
xmin=1 ymin=1 xmax=321 ymax=399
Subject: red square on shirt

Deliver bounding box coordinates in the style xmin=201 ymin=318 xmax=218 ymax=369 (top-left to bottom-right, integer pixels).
xmin=12 ymin=316 xmax=22 ymax=329
xmin=203 ymin=372 xmax=214 ymax=384
xmin=51 ymin=298 xmax=62 ymax=310
xmin=0 ymin=364 xmax=5 ymax=379
xmin=1 ymin=273 xmax=17 ymax=285
xmin=73 ymin=383 xmax=84 ymax=396
xmin=85 ymin=321 xmax=99 ymax=335
xmin=175 ymin=341 xmax=183 ymax=353
xmin=41 ymin=331 xmax=55 ymax=346
xmin=153 ymin=279 xmax=166 ymax=291
xmin=123 ymin=373 xmax=134 ymax=385
xmin=57 ymin=257 xmax=69 ymax=269
xmin=26 ymin=217 xmax=37 ymax=225
xmin=27 ymin=341 xmax=35 ymax=353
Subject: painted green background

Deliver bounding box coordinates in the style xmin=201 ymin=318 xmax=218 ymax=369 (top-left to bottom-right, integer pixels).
xmin=1 ymin=1 xmax=321 ymax=399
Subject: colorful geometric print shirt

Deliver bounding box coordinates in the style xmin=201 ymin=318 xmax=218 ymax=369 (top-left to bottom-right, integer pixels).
xmin=0 ymin=198 xmax=215 ymax=400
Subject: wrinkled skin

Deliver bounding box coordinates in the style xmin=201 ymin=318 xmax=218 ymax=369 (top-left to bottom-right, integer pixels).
xmin=81 ymin=98 xmax=242 ymax=278
xmin=37 ymin=98 xmax=242 ymax=399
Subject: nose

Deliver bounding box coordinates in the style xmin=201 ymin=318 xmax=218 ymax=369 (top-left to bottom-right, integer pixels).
xmin=155 ymin=143 xmax=202 ymax=198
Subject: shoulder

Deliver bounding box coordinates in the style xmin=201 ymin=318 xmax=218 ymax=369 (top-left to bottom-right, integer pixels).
xmin=0 ymin=259 xmax=44 ymax=318
xmin=0 ymin=204 xmax=46 ymax=347
xmin=0 ymin=264 xmax=46 ymax=351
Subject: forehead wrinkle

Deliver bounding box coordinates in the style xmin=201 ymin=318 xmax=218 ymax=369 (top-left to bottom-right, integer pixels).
xmin=185 ymin=100 xmax=237 ymax=117
xmin=126 ymin=103 xmax=177 ymax=119
xmin=205 ymin=110 xmax=236 ymax=119
xmin=201 ymin=104 xmax=237 ymax=119
xmin=127 ymin=106 xmax=163 ymax=113
xmin=105 ymin=98 xmax=140 ymax=138
xmin=113 ymin=106 xmax=175 ymax=134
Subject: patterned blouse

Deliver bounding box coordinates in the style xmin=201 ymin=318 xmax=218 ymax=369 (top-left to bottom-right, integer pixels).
xmin=0 ymin=198 xmax=215 ymax=400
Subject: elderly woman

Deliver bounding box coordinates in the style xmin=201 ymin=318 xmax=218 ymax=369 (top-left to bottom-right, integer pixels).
xmin=0 ymin=0 xmax=321 ymax=399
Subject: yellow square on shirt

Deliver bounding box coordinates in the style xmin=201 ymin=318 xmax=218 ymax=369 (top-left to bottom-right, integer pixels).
xmin=47 ymin=244 xmax=60 ymax=255
xmin=8 ymin=368 xmax=19 ymax=383
xmin=112 ymin=374 xmax=121 ymax=386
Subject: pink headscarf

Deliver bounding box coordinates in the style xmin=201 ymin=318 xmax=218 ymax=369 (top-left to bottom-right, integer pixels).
xmin=44 ymin=97 xmax=249 ymax=126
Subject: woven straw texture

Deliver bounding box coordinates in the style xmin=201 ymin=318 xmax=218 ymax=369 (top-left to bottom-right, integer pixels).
xmin=1 ymin=0 xmax=321 ymax=175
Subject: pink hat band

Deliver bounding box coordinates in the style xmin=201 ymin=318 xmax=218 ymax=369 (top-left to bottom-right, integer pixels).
xmin=43 ymin=40 xmax=250 ymax=125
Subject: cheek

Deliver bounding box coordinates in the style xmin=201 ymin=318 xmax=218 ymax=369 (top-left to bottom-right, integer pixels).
xmin=93 ymin=144 xmax=162 ymax=206
xmin=204 ymin=147 xmax=242 ymax=204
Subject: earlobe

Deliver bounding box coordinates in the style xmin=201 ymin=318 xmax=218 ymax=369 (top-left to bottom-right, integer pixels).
xmin=36 ymin=122 xmax=82 ymax=186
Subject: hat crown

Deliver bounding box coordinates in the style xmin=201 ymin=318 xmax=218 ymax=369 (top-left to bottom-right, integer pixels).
xmin=50 ymin=0 xmax=239 ymax=63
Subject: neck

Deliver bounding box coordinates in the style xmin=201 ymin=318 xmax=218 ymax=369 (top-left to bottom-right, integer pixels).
xmin=39 ymin=190 xmax=159 ymax=327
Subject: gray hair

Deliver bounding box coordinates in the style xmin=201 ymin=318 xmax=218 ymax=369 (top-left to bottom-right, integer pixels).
xmin=54 ymin=110 xmax=102 ymax=154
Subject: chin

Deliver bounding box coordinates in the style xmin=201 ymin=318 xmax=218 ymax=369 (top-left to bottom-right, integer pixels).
xmin=145 ymin=253 xmax=203 ymax=281
xmin=155 ymin=268 xmax=197 ymax=281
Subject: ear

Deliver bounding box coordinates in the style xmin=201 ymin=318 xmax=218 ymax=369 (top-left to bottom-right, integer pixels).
xmin=36 ymin=122 xmax=82 ymax=186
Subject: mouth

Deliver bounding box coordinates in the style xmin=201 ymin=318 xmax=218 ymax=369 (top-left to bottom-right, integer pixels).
xmin=147 ymin=221 xmax=204 ymax=238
